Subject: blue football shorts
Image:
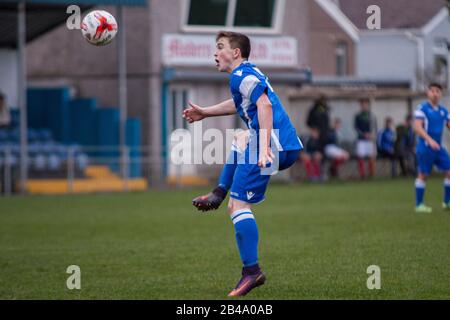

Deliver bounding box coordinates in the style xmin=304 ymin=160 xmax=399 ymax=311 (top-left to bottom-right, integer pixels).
xmin=229 ymin=147 xmax=300 ymax=204
xmin=416 ymin=146 xmax=450 ymax=175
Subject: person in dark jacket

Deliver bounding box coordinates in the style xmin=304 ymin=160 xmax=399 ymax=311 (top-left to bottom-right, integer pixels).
xmin=395 ymin=114 xmax=416 ymax=176
xmin=300 ymin=127 xmax=323 ymax=181
xmin=307 ymin=95 xmax=330 ymax=152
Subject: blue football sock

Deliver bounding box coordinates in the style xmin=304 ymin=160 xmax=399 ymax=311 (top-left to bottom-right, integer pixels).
xmin=444 ymin=179 xmax=450 ymax=204
xmin=230 ymin=209 xmax=259 ymax=267
xmin=415 ymin=179 xmax=426 ymax=206
xmin=218 ymin=142 xmax=244 ymax=191
xmin=218 ymin=150 xmax=238 ymax=191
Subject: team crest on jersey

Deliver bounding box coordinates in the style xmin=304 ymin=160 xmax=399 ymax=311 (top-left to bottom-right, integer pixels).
xmin=234 ymin=70 xmax=243 ymax=77
xmin=246 ymin=191 xmax=255 ymax=200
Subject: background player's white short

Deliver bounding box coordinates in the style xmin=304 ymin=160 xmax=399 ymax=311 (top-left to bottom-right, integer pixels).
xmin=356 ymin=140 xmax=376 ymax=158
xmin=324 ymin=144 xmax=348 ymax=159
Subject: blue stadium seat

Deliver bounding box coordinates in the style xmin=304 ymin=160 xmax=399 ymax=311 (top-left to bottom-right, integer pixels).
xmin=9 ymin=109 xmax=20 ymax=128
xmin=47 ymin=153 xmax=62 ymax=171
xmin=27 ymin=129 xmax=39 ymax=142
xmin=41 ymin=141 xmax=56 ymax=154
xmin=0 ymin=129 xmax=8 ymax=142
xmin=75 ymin=153 xmax=89 ymax=170
xmin=8 ymin=129 xmax=20 ymax=143
xmin=32 ymin=153 xmax=47 ymax=171
xmin=38 ymin=129 xmax=53 ymax=143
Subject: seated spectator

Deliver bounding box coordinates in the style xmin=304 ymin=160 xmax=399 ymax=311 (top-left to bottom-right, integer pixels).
xmin=300 ymin=127 xmax=323 ymax=182
xmin=324 ymin=118 xmax=349 ymax=178
xmin=0 ymin=92 xmax=11 ymax=128
xmin=377 ymin=117 xmax=397 ymax=177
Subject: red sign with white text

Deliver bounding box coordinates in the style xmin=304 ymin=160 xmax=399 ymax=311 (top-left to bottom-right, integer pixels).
xmin=162 ymin=34 xmax=298 ymax=67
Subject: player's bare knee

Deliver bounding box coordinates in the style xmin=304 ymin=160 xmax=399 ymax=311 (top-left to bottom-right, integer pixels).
xmin=417 ymin=173 xmax=427 ymax=182
xmin=228 ymin=198 xmax=252 ymax=215
xmin=227 ymin=199 xmax=234 ymax=215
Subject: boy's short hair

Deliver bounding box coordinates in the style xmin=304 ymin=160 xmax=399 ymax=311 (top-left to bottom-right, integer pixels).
xmin=216 ymin=31 xmax=251 ymax=59
xmin=359 ymin=97 xmax=370 ymax=104
xmin=428 ymin=82 xmax=443 ymax=90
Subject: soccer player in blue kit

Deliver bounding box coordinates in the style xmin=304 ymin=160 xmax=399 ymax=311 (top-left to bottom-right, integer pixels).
xmin=414 ymin=83 xmax=450 ymax=213
xmin=183 ymin=31 xmax=303 ymax=296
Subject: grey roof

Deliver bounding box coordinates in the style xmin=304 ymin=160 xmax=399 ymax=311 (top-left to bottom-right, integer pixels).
xmin=338 ymin=0 xmax=447 ymax=29
xmin=0 ymin=1 xmax=147 ymax=48
xmin=0 ymin=3 xmax=92 ymax=48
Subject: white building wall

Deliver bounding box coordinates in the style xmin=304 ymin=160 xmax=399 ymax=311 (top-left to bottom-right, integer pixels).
xmin=423 ymin=16 xmax=450 ymax=85
xmin=357 ymin=34 xmax=418 ymax=86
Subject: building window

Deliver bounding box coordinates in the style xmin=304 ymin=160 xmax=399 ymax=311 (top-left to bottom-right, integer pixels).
xmin=188 ymin=0 xmax=228 ymax=26
xmin=183 ymin=0 xmax=283 ymax=33
xmin=335 ymin=41 xmax=348 ymax=76
xmin=233 ymin=0 xmax=275 ymax=27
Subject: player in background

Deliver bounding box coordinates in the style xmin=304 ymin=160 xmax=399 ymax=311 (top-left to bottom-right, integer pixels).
xmin=395 ymin=115 xmax=416 ymax=176
xmin=354 ymin=98 xmax=377 ymax=179
xmin=414 ymin=83 xmax=450 ymax=213
xmin=183 ymin=31 xmax=303 ymax=297
xmin=324 ymin=118 xmax=349 ymax=179
xmin=377 ymin=117 xmax=397 ymax=177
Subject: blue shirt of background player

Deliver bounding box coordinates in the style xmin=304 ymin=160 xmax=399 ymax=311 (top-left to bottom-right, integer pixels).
xmin=414 ymin=101 xmax=450 ymax=151
xmin=377 ymin=127 xmax=395 ymax=154
xmin=229 ymin=61 xmax=302 ymax=152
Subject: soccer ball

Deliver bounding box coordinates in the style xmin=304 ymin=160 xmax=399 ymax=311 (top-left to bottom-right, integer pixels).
xmin=81 ymin=10 xmax=118 ymax=46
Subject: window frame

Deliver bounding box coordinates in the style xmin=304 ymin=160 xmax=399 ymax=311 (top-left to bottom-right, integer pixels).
xmin=335 ymin=41 xmax=348 ymax=76
xmin=181 ymin=0 xmax=285 ymax=35
xmin=168 ymin=85 xmax=194 ymax=132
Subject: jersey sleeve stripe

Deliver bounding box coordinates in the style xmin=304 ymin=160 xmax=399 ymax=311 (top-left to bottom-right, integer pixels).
xmin=239 ymin=75 xmax=260 ymax=99
xmin=414 ymin=109 xmax=425 ymax=119
xmin=250 ymin=83 xmax=268 ymax=105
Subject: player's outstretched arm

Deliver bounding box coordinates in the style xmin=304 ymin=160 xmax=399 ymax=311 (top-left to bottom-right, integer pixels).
xmin=256 ymin=93 xmax=275 ymax=168
xmin=182 ymin=99 xmax=236 ymax=123
xmin=414 ymin=119 xmax=440 ymax=150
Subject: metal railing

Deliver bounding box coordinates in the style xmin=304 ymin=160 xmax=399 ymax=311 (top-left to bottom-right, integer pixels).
xmin=0 ymin=145 xmax=166 ymax=196
xmin=0 ymin=143 xmax=419 ymax=196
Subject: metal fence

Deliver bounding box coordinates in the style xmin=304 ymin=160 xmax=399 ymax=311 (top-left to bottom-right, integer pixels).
xmin=0 ymin=142 xmax=420 ymax=196
xmin=0 ymin=145 xmax=165 ymax=196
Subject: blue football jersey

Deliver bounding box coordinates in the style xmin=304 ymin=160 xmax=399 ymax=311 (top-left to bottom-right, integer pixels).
xmin=229 ymin=61 xmax=302 ymax=151
xmin=414 ymin=101 xmax=450 ymax=150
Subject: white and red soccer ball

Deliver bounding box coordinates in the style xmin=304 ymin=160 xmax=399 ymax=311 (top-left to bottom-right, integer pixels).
xmin=81 ymin=10 xmax=118 ymax=46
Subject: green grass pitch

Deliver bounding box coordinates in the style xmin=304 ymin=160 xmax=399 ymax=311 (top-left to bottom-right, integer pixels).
xmin=1 ymin=177 xmax=449 ymax=299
